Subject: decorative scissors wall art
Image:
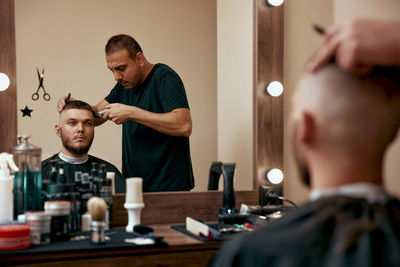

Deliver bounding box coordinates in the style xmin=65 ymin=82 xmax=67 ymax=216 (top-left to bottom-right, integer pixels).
xmin=32 ymin=67 xmax=50 ymax=101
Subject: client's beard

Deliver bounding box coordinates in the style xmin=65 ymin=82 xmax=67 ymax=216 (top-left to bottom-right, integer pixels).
xmin=61 ymin=133 xmax=93 ymax=155
xmin=292 ymin=126 xmax=311 ymax=187
xmin=296 ymin=155 xmax=311 ymax=187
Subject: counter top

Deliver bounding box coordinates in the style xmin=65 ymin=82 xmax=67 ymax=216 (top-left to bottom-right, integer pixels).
xmin=0 ymin=191 xmax=258 ymax=266
xmin=0 ymin=224 xmax=222 ymax=267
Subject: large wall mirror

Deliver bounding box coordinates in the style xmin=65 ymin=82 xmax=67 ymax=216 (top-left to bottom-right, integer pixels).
xmin=1 ymin=0 xmax=282 ymax=197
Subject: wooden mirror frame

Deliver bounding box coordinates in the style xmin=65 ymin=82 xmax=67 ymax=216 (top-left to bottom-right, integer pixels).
xmin=0 ymin=0 xmax=283 ymax=225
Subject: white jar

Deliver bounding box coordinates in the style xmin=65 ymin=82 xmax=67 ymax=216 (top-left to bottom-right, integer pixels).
xmin=25 ymin=211 xmax=51 ymax=245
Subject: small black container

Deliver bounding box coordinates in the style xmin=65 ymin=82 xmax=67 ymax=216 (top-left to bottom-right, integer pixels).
xmin=45 ymin=184 xmax=81 ymax=232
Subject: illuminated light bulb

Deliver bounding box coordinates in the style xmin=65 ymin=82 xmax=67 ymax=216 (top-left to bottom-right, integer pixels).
xmin=267 ymin=168 xmax=283 ymax=184
xmin=267 ymin=0 xmax=284 ymax=6
xmin=266 ymin=81 xmax=283 ymax=97
xmin=0 ymin=73 xmax=10 ymax=91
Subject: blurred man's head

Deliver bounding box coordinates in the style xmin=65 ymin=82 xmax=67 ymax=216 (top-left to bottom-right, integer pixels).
xmin=55 ymin=100 xmax=94 ymax=157
xmin=291 ymin=64 xmax=400 ymax=189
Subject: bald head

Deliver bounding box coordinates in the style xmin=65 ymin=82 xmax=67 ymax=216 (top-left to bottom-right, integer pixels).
xmin=293 ymin=64 xmax=400 ymax=157
xmin=291 ymin=64 xmax=400 ymax=188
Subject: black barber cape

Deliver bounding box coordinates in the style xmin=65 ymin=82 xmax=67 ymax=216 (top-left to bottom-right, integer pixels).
xmin=42 ymin=153 xmax=125 ymax=193
xmin=210 ymin=196 xmax=400 ymax=267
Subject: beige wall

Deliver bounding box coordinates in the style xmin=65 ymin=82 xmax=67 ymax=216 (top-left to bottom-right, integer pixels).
xmin=334 ymin=0 xmax=400 ymax=22
xmin=217 ymin=0 xmax=253 ymax=191
xmin=15 ymin=0 xmax=218 ymax=191
xmin=334 ymin=0 xmax=400 ymax=198
xmin=284 ymin=0 xmax=400 ymax=204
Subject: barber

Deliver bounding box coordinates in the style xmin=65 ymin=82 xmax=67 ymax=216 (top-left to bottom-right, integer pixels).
xmin=58 ymin=34 xmax=194 ymax=192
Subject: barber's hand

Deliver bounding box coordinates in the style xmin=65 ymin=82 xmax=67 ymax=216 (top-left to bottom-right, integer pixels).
xmin=57 ymin=95 xmax=76 ymax=112
xmin=308 ymin=18 xmax=400 ymax=74
xmin=104 ymin=103 xmax=133 ymax=125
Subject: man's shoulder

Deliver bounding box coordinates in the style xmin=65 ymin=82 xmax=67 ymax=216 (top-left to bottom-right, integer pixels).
xmin=88 ymin=155 xmax=113 ymax=165
xmin=87 ymin=155 xmax=120 ymax=172
xmin=41 ymin=154 xmax=60 ymax=166
xmin=152 ymin=63 xmax=179 ymax=78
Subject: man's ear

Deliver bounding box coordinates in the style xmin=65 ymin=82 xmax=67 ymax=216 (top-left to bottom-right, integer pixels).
xmin=299 ymin=111 xmax=316 ymax=145
xmin=55 ymin=124 xmax=61 ymax=137
xmin=135 ymin=52 xmax=145 ymax=66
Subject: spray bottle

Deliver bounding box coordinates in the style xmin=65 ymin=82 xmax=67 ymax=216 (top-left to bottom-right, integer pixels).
xmin=0 ymin=153 xmax=19 ymax=223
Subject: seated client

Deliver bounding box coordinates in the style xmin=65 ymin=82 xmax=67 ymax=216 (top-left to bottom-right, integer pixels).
xmin=210 ymin=65 xmax=400 ymax=267
xmin=42 ymin=100 xmax=125 ymax=193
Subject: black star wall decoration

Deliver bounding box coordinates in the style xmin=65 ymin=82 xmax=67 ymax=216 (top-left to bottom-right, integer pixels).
xmin=20 ymin=106 xmax=33 ymax=117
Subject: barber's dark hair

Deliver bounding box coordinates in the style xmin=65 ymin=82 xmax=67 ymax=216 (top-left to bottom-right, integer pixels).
xmin=105 ymin=34 xmax=143 ymax=61
xmin=61 ymin=100 xmax=93 ymax=114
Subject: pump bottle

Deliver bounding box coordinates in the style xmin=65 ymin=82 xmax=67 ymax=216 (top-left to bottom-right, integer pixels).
xmin=0 ymin=153 xmax=19 ymax=223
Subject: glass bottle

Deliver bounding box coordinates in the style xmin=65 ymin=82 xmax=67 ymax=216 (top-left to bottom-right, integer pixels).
xmin=12 ymin=135 xmax=42 ymax=218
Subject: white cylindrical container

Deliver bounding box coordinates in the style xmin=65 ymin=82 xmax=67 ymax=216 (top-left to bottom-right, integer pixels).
xmin=0 ymin=175 xmax=13 ymax=223
xmin=106 ymin=172 xmax=115 ymax=195
xmin=81 ymin=212 xmax=92 ymax=232
xmin=25 ymin=211 xmax=51 ymax=245
xmin=18 ymin=214 xmax=26 ymax=223
xmin=124 ymin=178 xmax=144 ymax=232
xmin=0 ymin=152 xmax=18 ymax=223
xmin=125 ymin=177 xmax=144 ymax=204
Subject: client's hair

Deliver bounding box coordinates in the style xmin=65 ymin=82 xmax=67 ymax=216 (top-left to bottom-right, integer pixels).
xmin=61 ymin=100 xmax=93 ymax=113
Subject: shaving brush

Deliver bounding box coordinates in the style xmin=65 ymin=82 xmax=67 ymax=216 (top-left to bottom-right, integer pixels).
xmin=87 ymin=197 xmax=107 ymax=244
xmin=88 ymin=197 xmax=107 ymax=221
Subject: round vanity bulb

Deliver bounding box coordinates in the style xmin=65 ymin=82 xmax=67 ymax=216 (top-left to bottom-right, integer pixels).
xmin=0 ymin=73 xmax=10 ymax=91
xmin=267 ymin=0 xmax=284 ymax=7
xmin=266 ymin=81 xmax=283 ymax=97
xmin=267 ymin=168 xmax=283 ymax=184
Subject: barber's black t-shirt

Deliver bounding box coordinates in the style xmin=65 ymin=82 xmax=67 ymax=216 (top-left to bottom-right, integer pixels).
xmin=105 ymin=63 xmax=194 ymax=192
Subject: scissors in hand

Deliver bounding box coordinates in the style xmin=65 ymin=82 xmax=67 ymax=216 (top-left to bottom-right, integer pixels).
xmin=32 ymin=68 xmax=51 ymax=101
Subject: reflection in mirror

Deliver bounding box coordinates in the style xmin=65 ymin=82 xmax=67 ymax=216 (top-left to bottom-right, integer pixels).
xmin=15 ymin=0 xmax=253 ymax=191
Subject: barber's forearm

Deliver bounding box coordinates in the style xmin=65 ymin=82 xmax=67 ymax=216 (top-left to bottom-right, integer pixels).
xmin=130 ymin=107 xmax=192 ymax=137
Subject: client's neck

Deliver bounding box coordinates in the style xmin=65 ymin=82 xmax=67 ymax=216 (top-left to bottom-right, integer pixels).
xmin=60 ymin=147 xmax=88 ymax=159
xmin=309 ymin=155 xmax=384 ymax=191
